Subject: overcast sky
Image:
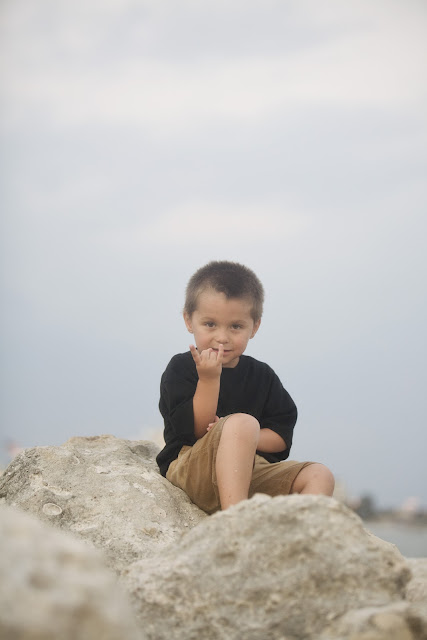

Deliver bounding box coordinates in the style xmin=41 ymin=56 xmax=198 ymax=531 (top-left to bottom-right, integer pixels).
xmin=1 ymin=0 xmax=426 ymax=510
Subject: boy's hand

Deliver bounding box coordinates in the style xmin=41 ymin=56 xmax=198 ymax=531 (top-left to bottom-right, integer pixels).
xmin=207 ymin=416 xmax=220 ymax=432
xmin=189 ymin=344 xmax=224 ymax=380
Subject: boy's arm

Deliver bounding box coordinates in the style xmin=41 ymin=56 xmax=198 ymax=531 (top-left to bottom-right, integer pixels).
xmin=257 ymin=428 xmax=286 ymax=453
xmin=256 ymin=365 xmax=297 ymax=458
xmin=189 ymin=344 xmax=223 ymax=439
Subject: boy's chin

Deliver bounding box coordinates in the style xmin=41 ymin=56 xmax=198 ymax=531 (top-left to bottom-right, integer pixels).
xmin=222 ymin=354 xmax=241 ymax=368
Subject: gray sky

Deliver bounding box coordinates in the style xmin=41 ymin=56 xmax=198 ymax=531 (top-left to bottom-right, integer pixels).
xmin=1 ymin=0 xmax=426 ymax=509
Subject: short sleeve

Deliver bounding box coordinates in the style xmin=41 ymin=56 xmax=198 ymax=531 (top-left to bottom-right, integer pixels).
xmin=259 ymin=370 xmax=297 ymax=457
xmin=159 ymin=354 xmax=198 ymax=443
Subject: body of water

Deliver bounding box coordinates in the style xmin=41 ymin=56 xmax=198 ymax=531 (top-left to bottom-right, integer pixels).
xmin=363 ymin=520 xmax=427 ymax=557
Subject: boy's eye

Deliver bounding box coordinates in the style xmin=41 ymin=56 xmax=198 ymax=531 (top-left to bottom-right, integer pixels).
xmin=231 ymin=324 xmax=242 ymax=330
xmin=205 ymin=322 xmax=215 ymax=328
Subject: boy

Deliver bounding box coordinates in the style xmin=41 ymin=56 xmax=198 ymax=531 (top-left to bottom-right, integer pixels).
xmin=156 ymin=261 xmax=334 ymax=514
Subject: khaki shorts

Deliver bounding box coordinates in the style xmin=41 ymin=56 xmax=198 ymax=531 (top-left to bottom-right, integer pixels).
xmin=166 ymin=415 xmax=314 ymax=514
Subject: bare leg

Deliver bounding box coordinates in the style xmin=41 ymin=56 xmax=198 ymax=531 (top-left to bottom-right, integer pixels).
xmin=215 ymin=413 xmax=260 ymax=510
xmin=291 ymin=463 xmax=335 ymax=496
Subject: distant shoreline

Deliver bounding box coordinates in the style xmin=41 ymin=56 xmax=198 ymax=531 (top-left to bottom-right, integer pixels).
xmin=363 ymin=518 xmax=427 ymax=557
xmin=363 ymin=514 xmax=427 ymax=527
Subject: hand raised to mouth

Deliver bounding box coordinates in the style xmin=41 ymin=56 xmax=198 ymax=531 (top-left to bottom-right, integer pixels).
xmin=189 ymin=343 xmax=224 ymax=380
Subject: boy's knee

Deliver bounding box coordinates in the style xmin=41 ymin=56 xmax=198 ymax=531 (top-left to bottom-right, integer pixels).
xmin=223 ymin=413 xmax=260 ymax=437
xmin=292 ymin=463 xmax=335 ymax=496
xmin=319 ymin=464 xmax=335 ymax=488
xmin=310 ymin=463 xmax=335 ymax=486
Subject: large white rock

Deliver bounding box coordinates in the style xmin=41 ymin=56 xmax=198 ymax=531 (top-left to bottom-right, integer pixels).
xmin=406 ymin=558 xmax=427 ymax=607
xmin=0 ymin=435 xmax=206 ymax=572
xmin=1 ymin=436 xmax=426 ymax=640
xmin=0 ymin=503 xmax=140 ymax=640
xmin=121 ymin=493 xmax=417 ymax=640
xmin=319 ymin=601 xmax=427 ymax=640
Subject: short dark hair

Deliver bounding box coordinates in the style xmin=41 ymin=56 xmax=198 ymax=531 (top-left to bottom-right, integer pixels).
xmin=184 ymin=261 xmax=264 ymax=322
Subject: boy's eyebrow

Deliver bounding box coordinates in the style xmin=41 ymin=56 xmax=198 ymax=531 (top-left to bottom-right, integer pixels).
xmin=199 ymin=315 xmax=249 ymax=324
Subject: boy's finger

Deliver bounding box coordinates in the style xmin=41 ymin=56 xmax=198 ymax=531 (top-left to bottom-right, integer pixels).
xmin=217 ymin=344 xmax=224 ymax=361
xmin=189 ymin=344 xmax=200 ymax=363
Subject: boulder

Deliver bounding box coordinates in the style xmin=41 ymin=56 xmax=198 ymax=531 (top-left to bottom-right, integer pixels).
xmin=0 ymin=503 xmax=140 ymax=640
xmin=0 ymin=435 xmax=206 ymax=572
xmin=121 ymin=493 xmax=417 ymax=640
xmin=1 ymin=436 xmax=426 ymax=640
xmin=319 ymin=602 xmax=427 ymax=640
xmin=406 ymin=558 xmax=427 ymax=608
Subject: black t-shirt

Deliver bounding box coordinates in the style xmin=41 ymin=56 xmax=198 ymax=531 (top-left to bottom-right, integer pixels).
xmin=156 ymin=351 xmax=298 ymax=476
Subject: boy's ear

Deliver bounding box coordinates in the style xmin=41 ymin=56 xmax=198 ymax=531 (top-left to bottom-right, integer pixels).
xmin=250 ymin=319 xmax=261 ymax=339
xmin=183 ymin=312 xmax=193 ymax=333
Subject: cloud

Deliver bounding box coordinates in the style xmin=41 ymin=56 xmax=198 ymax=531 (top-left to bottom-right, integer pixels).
xmin=1 ymin=1 xmax=426 ymax=134
xmin=97 ymin=202 xmax=309 ymax=253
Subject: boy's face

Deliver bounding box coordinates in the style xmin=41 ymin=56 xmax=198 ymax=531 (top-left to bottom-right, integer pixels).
xmin=184 ymin=289 xmax=260 ymax=368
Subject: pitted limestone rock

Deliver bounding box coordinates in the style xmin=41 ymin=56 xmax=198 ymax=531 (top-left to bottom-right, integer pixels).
xmin=121 ymin=494 xmax=415 ymax=640
xmin=0 ymin=434 xmax=206 ymax=572
xmin=0 ymin=503 xmax=140 ymax=640
xmin=405 ymin=558 xmax=427 ymax=609
xmin=1 ymin=437 xmax=427 ymax=640
xmin=318 ymin=601 xmax=427 ymax=640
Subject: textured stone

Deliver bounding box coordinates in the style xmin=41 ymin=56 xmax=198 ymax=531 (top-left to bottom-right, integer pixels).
xmin=406 ymin=558 xmax=427 ymax=609
xmin=0 ymin=434 xmax=206 ymax=572
xmin=2 ymin=436 xmax=426 ymax=640
xmin=319 ymin=602 xmax=427 ymax=640
xmin=121 ymin=493 xmax=412 ymax=640
xmin=0 ymin=503 xmax=140 ymax=640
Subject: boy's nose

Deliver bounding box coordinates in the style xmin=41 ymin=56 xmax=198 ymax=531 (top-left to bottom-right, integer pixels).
xmin=215 ymin=329 xmax=229 ymax=344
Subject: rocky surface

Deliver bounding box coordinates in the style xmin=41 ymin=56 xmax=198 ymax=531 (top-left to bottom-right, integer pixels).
xmin=121 ymin=492 xmax=427 ymax=640
xmin=0 ymin=435 xmax=206 ymax=572
xmin=1 ymin=434 xmax=426 ymax=640
xmin=319 ymin=602 xmax=427 ymax=640
xmin=406 ymin=558 xmax=427 ymax=608
xmin=0 ymin=503 xmax=139 ymax=640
